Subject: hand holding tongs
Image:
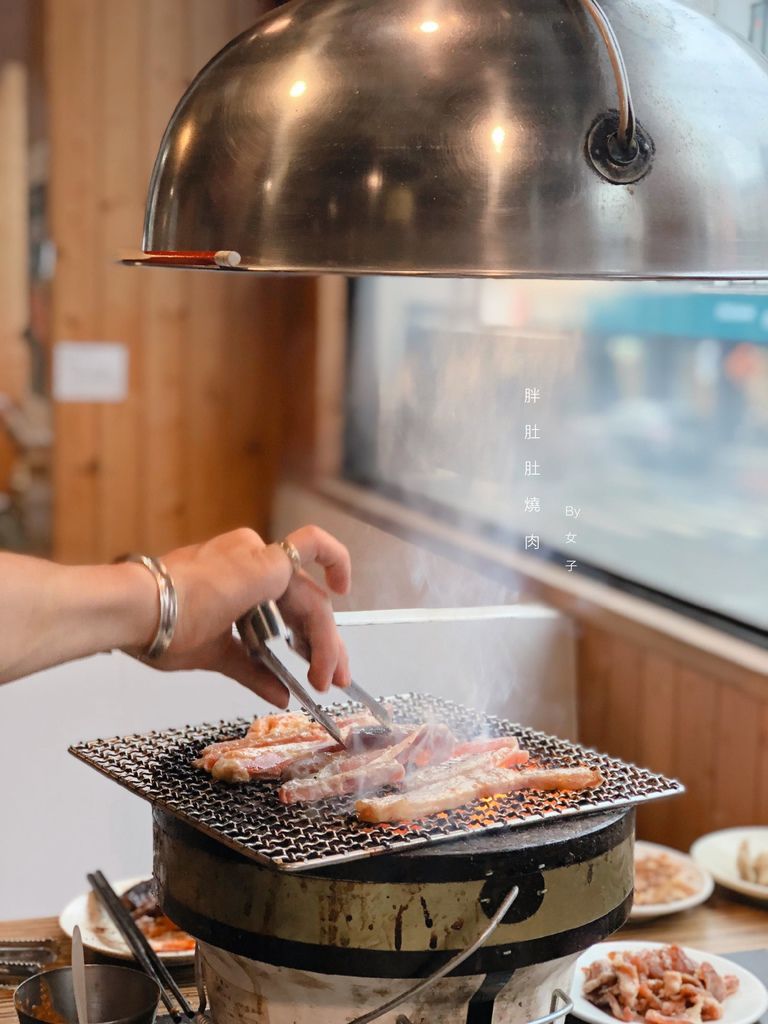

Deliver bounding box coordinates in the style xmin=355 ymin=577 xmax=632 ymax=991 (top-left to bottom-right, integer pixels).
xmin=236 ymin=601 xmax=392 ymax=747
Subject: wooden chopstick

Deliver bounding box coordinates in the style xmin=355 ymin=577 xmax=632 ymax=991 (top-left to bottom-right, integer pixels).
xmin=86 ymin=871 xmax=193 ymax=1021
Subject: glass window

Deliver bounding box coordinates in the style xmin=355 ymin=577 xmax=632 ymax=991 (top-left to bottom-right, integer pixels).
xmin=345 ymin=279 xmax=768 ymax=636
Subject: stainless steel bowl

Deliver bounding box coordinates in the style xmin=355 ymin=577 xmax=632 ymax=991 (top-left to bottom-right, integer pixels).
xmin=14 ymin=965 xmax=160 ymax=1024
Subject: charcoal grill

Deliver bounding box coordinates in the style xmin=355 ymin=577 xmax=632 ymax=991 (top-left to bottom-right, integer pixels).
xmin=68 ymin=693 xmax=684 ymax=1023
xmin=156 ymin=806 xmax=636 ymax=1024
xmin=69 ymin=693 xmax=682 ymax=874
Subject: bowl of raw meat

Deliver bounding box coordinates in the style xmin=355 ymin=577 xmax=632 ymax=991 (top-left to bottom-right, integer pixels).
xmin=570 ymin=942 xmax=768 ymax=1024
xmin=630 ymin=841 xmax=714 ymax=920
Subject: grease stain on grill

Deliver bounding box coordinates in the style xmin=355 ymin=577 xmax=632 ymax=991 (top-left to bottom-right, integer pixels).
xmin=68 ymin=693 xmax=683 ymax=872
xmin=394 ymin=904 xmax=407 ymax=951
xmin=419 ymin=896 xmax=434 ymax=929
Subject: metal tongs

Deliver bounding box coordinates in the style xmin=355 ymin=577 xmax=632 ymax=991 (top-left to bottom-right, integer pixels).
xmin=237 ymin=601 xmax=392 ymax=747
xmin=0 ymin=940 xmax=58 ymax=989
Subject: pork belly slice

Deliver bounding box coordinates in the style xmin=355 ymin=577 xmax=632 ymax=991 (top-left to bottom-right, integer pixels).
xmin=356 ymin=764 xmax=603 ymax=823
xmin=211 ymin=738 xmax=340 ymax=783
xmin=278 ymin=723 xmax=457 ymax=805
xmin=280 ymin=749 xmax=341 ymax=781
xmin=452 ymin=736 xmax=524 ymax=758
xmin=194 ymin=728 xmax=329 ymax=771
xmin=246 ymin=712 xmax=326 ymax=742
xmin=278 ymin=727 xmax=431 ymax=804
xmin=244 ymin=708 xmax=387 ymax=742
xmin=282 ymin=725 xmax=412 ymax=781
xmin=400 ymin=745 xmax=530 ymax=792
xmin=278 ymin=754 xmax=405 ymax=804
xmin=395 ymin=723 xmax=457 ymax=770
xmin=195 ymin=710 xmax=394 ymax=771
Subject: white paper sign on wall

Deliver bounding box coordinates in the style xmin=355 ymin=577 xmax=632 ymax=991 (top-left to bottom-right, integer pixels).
xmin=53 ymin=341 xmax=129 ymax=403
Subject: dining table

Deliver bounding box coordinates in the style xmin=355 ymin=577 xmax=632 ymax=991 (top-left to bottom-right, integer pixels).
xmin=1 ymin=889 xmax=765 ymax=1024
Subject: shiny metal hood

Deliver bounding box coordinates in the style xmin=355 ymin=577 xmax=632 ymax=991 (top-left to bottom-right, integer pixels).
xmin=132 ymin=0 xmax=768 ymax=279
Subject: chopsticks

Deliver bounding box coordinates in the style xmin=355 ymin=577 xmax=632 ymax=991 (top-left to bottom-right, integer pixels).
xmin=86 ymin=871 xmax=200 ymax=1023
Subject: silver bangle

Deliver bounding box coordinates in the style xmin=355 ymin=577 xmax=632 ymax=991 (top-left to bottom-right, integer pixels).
xmin=116 ymin=553 xmax=178 ymax=659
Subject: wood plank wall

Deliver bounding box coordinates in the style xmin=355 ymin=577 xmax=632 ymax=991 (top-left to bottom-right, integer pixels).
xmin=45 ymin=0 xmax=317 ymax=563
xmin=578 ymin=624 xmax=768 ymax=849
xmin=0 ymin=60 xmax=30 ymax=492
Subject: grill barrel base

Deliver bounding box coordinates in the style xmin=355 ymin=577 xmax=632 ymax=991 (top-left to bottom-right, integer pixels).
xmin=200 ymin=945 xmax=581 ymax=1024
xmin=154 ymin=808 xmax=635 ymax=1020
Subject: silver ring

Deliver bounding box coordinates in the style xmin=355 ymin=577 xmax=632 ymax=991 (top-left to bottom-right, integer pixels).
xmin=278 ymin=539 xmax=302 ymax=576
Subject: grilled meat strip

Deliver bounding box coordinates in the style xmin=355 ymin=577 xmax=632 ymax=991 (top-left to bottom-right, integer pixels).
xmin=356 ymin=764 xmax=603 ymax=822
xmin=278 ymin=723 xmax=458 ymax=804
xmin=282 ymin=725 xmax=412 ymax=780
xmin=395 ymin=742 xmax=529 ymax=792
xmin=210 ymin=738 xmax=340 ymax=783
xmin=195 ymin=710 xmax=390 ymax=772
xmin=453 ymin=736 xmax=528 ymax=758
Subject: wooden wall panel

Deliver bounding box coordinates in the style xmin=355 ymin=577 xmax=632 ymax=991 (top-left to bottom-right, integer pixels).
xmin=46 ymin=0 xmax=308 ymax=563
xmin=140 ymin=0 xmax=193 ymax=553
xmin=713 ymin=684 xmax=763 ymax=829
xmin=0 ymin=61 xmax=29 ymax=490
xmin=47 ymin=0 xmax=102 ymax=562
xmin=637 ymin=654 xmax=678 ymax=841
xmin=98 ymin=1 xmax=144 ymax=558
xmin=758 ymin=705 xmax=768 ymax=826
xmin=577 ymin=625 xmax=768 ymax=850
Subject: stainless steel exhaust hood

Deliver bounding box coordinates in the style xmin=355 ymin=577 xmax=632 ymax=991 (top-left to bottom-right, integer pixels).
xmin=126 ymin=0 xmax=768 ymax=279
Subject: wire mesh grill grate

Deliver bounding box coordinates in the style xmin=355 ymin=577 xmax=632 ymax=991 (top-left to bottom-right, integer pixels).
xmin=69 ymin=693 xmax=682 ymax=872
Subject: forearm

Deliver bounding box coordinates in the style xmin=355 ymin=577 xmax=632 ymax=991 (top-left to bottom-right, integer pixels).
xmin=0 ymin=553 xmax=158 ymax=684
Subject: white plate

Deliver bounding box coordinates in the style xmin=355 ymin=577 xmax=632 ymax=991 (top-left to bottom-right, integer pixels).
xmin=59 ymin=877 xmax=195 ymax=964
xmin=691 ymin=828 xmax=768 ymax=903
xmin=571 ymin=941 xmax=768 ymax=1024
xmin=630 ymin=840 xmax=714 ymax=920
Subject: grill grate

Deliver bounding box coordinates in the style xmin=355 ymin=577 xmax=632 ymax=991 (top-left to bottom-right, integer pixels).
xmin=69 ymin=693 xmax=682 ymax=872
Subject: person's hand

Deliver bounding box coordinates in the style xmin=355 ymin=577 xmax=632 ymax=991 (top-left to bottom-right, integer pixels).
xmin=144 ymin=526 xmax=352 ymax=707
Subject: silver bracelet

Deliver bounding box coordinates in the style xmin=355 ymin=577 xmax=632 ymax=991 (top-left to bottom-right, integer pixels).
xmin=116 ymin=553 xmax=178 ymax=659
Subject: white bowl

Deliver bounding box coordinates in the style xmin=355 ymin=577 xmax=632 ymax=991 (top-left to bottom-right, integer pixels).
xmin=59 ymin=877 xmax=195 ymax=964
xmin=691 ymin=827 xmax=768 ymax=903
xmin=630 ymin=840 xmax=714 ymax=920
xmin=571 ymin=940 xmax=768 ymax=1024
